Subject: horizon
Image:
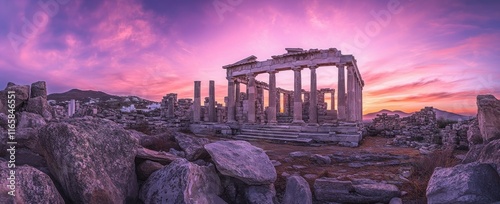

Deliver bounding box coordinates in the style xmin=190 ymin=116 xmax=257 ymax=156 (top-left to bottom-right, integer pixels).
xmin=1 ymin=0 xmax=500 ymax=116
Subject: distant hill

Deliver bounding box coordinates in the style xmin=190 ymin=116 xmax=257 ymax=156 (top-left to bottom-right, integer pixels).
xmin=48 ymin=89 xmax=155 ymax=104
xmin=48 ymin=89 xmax=121 ymax=102
xmin=434 ymin=108 xmax=474 ymax=121
xmin=363 ymin=109 xmax=411 ymax=121
xmin=363 ymin=108 xmax=473 ymax=122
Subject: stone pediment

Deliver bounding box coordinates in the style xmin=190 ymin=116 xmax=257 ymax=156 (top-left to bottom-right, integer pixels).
xmin=223 ymin=55 xmax=257 ymax=68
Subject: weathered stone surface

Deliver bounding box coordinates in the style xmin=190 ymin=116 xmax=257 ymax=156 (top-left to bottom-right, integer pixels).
xmin=282 ymin=175 xmax=312 ymax=204
xmin=467 ymin=118 xmax=483 ymax=145
xmin=174 ymin=132 xmax=209 ymax=161
xmin=313 ymin=178 xmax=400 ymax=203
xmin=289 ymin=151 xmax=310 ymax=158
xmin=25 ymin=96 xmax=53 ymax=120
xmin=0 ymin=162 xmax=64 ymax=204
xmin=311 ymin=154 xmax=331 ymax=165
xmin=3 ymin=83 xmax=30 ymax=111
xmin=136 ymin=147 xmax=180 ymax=164
xmin=0 ymin=113 xmax=7 ymax=129
xmin=389 ymin=197 xmax=403 ymax=204
xmin=30 ymin=81 xmax=47 ymax=98
xmin=463 ymin=140 xmax=500 ymax=175
xmin=17 ymin=112 xmax=46 ymax=129
xmin=477 ymin=95 xmax=500 ymax=142
xmin=245 ymin=184 xmax=277 ymax=204
xmin=38 ymin=118 xmax=139 ymax=203
xmin=139 ymin=159 xmax=224 ymax=204
xmin=15 ymin=112 xmax=47 ymax=153
xmin=426 ymin=162 xmax=500 ymax=204
xmin=204 ymin=140 xmax=277 ymax=185
xmin=0 ymin=128 xmax=7 ymax=157
xmin=137 ymin=160 xmax=164 ymax=180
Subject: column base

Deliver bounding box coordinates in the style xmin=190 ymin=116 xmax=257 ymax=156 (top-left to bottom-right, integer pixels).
xmin=226 ymin=120 xmax=237 ymax=124
xmin=307 ymin=122 xmax=319 ymax=126
xmin=292 ymin=120 xmax=305 ymax=125
xmin=267 ymin=121 xmax=278 ymax=125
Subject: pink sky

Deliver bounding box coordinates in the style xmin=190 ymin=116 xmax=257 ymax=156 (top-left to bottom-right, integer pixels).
xmin=1 ymin=0 xmax=499 ymax=115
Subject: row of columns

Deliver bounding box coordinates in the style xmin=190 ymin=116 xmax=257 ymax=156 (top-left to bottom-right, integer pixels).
xmin=224 ymin=63 xmax=363 ymax=124
xmin=193 ymin=80 xmax=217 ymax=123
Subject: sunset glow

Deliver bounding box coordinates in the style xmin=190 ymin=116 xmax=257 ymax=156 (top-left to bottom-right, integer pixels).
xmin=1 ymin=0 xmax=499 ymax=115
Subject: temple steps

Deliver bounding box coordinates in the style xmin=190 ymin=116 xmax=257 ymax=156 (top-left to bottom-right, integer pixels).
xmin=235 ymin=128 xmax=313 ymax=143
xmin=234 ymin=134 xmax=313 ymax=143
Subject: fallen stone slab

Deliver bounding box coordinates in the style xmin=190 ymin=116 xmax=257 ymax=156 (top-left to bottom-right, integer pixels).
xmin=205 ymin=140 xmax=277 ymax=185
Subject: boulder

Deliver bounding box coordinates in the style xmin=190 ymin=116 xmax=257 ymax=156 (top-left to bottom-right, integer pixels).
xmin=14 ymin=112 xmax=47 ymax=153
xmin=4 ymin=83 xmax=30 ymax=111
xmin=426 ymin=162 xmax=500 ymax=204
xmin=0 ymin=128 xmax=7 ymax=157
xmin=282 ymin=175 xmax=312 ymax=204
xmin=30 ymin=81 xmax=47 ymax=98
xmin=389 ymin=197 xmax=403 ymax=204
xmin=17 ymin=112 xmax=46 ymax=128
xmin=244 ymin=184 xmax=277 ymax=204
xmin=25 ymin=96 xmax=53 ymax=121
xmin=174 ymin=132 xmax=209 ymax=161
xmin=0 ymin=162 xmax=64 ymax=204
xmin=311 ymin=154 xmax=331 ymax=165
xmin=0 ymin=113 xmax=7 ymax=129
xmin=204 ymin=140 xmax=277 ymax=185
xmin=289 ymin=151 xmax=310 ymax=158
xmin=137 ymin=160 xmax=164 ymax=181
xmin=477 ymin=95 xmax=500 ymax=142
xmin=38 ymin=118 xmax=139 ymax=203
xmin=467 ymin=118 xmax=483 ymax=145
xmin=463 ymin=140 xmax=500 ymax=175
xmin=139 ymin=159 xmax=225 ymax=204
xmin=313 ymin=178 xmax=400 ymax=203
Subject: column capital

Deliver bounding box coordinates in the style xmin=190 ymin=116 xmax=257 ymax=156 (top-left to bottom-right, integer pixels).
xmin=291 ymin=66 xmax=303 ymax=71
xmin=308 ymin=64 xmax=319 ymax=69
xmin=246 ymin=73 xmax=256 ymax=79
xmin=267 ymin=70 xmax=278 ymax=74
xmin=336 ymin=63 xmax=346 ymax=68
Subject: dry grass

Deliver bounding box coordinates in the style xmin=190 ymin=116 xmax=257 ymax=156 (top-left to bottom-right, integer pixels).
xmin=406 ymin=148 xmax=459 ymax=201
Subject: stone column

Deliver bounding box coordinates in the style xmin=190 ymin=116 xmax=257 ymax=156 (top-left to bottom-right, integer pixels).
xmin=209 ymin=80 xmax=216 ymax=122
xmin=167 ymin=96 xmax=174 ymax=118
xmin=360 ymin=81 xmax=364 ymax=122
xmin=283 ymin=93 xmax=289 ymax=115
xmin=337 ymin=64 xmax=346 ymax=120
xmin=68 ymin=99 xmax=75 ymax=117
xmin=331 ymin=90 xmax=335 ymax=111
xmin=309 ymin=65 xmax=318 ymax=124
xmin=235 ymin=81 xmax=240 ymax=107
xmin=347 ymin=66 xmax=355 ymax=122
xmin=227 ymin=78 xmax=236 ymax=123
xmin=277 ymin=91 xmax=281 ymax=115
xmin=193 ymin=81 xmax=201 ymax=122
xmin=235 ymin=81 xmax=240 ymax=122
xmin=268 ymin=71 xmax=278 ymax=124
xmin=292 ymin=67 xmax=304 ymax=124
xmin=247 ymin=73 xmax=256 ymax=123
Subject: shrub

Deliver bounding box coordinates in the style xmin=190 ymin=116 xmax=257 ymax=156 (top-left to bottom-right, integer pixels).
xmin=407 ymin=148 xmax=459 ymax=200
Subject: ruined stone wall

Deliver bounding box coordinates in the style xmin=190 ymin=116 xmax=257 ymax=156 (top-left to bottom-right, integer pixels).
xmin=401 ymin=107 xmax=440 ymax=144
xmin=367 ymin=107 xmax=445 ymax=146
xmin=441 ymin=120 xmax=471 ymax=149
xmin=367 ymin=113 xmax=402 ymax=137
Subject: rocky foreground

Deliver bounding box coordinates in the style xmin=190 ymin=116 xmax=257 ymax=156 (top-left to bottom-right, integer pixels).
xmin=1 ymin=82 xmax=499 ymax=204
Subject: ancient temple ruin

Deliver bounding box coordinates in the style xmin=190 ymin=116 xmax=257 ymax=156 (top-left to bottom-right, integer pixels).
xmin=223 ymin=47 xmax=364 ymax=124
xmin=189 ymin=48 xmax=366 ymax=146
